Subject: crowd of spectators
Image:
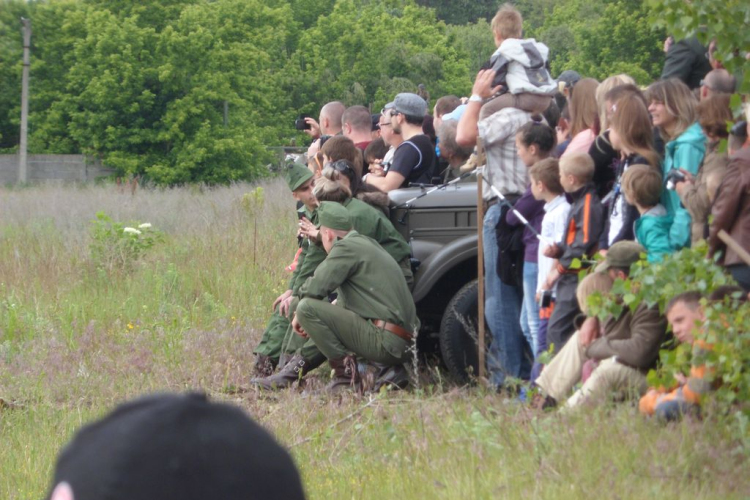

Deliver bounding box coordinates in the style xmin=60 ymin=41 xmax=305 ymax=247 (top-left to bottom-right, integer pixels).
xmin=253 ymin=3 xmax=749 ymax=419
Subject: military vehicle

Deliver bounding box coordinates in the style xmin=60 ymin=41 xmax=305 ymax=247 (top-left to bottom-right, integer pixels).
xmin=389 ymin=182 xmax=482 ymax=382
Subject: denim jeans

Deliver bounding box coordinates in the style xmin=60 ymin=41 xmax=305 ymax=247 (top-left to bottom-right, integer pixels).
xmin=520 ymin=261 xmax=540 ymax=356
xmin=483 ymin=204 xmax=530 ymax=387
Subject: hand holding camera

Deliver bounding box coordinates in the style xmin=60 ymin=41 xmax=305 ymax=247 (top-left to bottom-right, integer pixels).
xmin=664 ymin=168 xmax=686 ymax=190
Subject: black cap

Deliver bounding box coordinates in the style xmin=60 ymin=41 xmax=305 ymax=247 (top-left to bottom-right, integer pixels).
xmin=47 ymin=393 xmax=306 ymax=500
xmin=371 ymin=113 xmax=381 ymax=131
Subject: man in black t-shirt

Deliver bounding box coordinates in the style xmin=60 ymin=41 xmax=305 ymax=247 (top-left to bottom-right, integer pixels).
xmin=366 ymin=93 xmax=435 ymax=192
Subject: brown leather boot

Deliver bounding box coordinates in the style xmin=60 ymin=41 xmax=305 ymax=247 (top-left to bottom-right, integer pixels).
xmin=251 ymin=354 xmax=319 ymax=391
xmin=252 ymin=354 xmax=277 ymax=378
xmin=325 ymin=355 xmax=361 ymax=393
xmin=371 ymin=363 xmax=409 ymax=392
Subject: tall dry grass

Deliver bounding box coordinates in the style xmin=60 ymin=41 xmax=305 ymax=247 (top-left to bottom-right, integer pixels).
xmin=1 ymin=181 xmax=748 ymax=500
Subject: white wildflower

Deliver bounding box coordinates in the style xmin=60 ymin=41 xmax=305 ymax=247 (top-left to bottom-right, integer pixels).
xmin=138 ymin=223 xmax=152 ymax=229
xmin=123 ymin=227 xmax=142 ymax=235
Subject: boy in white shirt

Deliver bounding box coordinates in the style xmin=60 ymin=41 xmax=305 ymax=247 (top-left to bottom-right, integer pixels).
xmin=529 ymin=158 xmax=570 ymax=380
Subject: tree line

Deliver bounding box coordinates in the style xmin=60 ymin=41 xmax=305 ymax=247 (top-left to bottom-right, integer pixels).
xmin=0 ymin=0 xmax=665 ymax=184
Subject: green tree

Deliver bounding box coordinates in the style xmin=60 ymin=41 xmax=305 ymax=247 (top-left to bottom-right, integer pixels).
xmin=286 ymin=0 xmax=470 ymax=114
xmin=646 ymin=0 xmax=750 ymax=92
xmin=536 ymin=0 xmax=664 ymax=84
xmin=414 ymin=0 xmax=496 ymax=25
xmin=0 ymin=0 xmax=30 ymax=149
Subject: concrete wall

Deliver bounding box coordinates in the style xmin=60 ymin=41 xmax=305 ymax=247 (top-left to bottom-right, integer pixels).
xmin=0 ymin=155 xmax=116 ymax=184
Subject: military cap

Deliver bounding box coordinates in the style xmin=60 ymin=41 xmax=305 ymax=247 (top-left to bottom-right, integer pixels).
xmin=284 ymin=162 xmax=313 ymax=192
xmin=317 ymin=201 xmax=352 ymax=231
xmin=595 ymin=241 xmax=646 ymax=272
xmin=46 ymin=392 xmax=306 ymax=500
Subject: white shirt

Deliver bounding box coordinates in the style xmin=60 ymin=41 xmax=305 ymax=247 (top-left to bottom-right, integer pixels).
xmin=537 ymin=194 xmax=571 ymax=292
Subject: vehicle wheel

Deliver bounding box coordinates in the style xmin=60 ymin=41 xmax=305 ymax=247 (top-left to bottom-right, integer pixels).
xmin=439 ymin=280 xmax=487 ymax=384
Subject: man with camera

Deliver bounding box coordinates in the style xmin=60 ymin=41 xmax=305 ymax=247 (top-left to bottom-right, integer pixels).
xmin=365 ymin=93 xmax=435 ymax=192
xmin=298 ymin=101 xmax=346 ymax=161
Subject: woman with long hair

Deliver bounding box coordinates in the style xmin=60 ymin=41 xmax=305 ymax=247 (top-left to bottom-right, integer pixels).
xmin=646 ymin=78 xmax=706 ymax=248
xmin=560 ymin=78 xmax=599 ymax=157
xmin=589 ymin=75 xmax=636 ymax=196
xmin=604 ymin=92 xmax=662 ymax=249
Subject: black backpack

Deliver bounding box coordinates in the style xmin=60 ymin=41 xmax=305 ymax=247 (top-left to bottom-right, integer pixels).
xmin=495 ymin=203 xmax=525 ymax=287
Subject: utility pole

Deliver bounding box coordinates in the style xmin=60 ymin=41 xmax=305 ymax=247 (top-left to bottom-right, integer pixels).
xmin=19 ymin=17 xmax=31 ymax=184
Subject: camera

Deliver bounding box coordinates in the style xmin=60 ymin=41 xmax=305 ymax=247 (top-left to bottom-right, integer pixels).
xmin=294 ymin=114 xmax=311 ymax=131
xmin=665 ymin=169 xmax=686 ymax=190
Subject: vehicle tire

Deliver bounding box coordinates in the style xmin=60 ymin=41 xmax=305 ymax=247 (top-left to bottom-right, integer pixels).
xmin=439 ymin=280 xmax=487 ymax=384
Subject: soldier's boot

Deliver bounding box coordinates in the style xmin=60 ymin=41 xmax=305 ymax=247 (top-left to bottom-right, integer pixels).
xmin=325 ymin=355 xmax=362 ymax=394
xmin=251 ymin=354 xmax=322 ymax=391
xmin=252 ymin=354 xmax=277 ymax=378
xmin=278 ymin=352 xmax=292 ymax=369
xmin=371 ymin=363 xmax=409 ymax=392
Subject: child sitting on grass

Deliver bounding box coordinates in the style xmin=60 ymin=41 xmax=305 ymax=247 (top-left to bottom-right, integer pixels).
xmin=528 ymin=157 xmax=570 ymax=380
xmin=620 ymin=164 xmax=674 ymax=262
xmin=543 ymin=152 xmax=604 ymax=353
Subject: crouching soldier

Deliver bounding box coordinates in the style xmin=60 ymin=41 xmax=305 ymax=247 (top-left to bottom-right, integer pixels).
xmin=290 ymin=201 xmax=419 ymax=393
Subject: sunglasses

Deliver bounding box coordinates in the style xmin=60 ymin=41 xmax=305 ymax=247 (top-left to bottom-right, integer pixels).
xmin=326 ymin=160 xmax=355 ymax=175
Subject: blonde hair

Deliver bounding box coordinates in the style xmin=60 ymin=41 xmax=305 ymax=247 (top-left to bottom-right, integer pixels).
xmin=645 ymin=78 xmax=698 ymax=141
xmin=559 ymin=152 xmax=595 ymax=183
xmin=576 ymin=272 xmax=614 ymax=314
xmin=621 ymin=164 xmax=663 ymax=208
xmin=609 ymin=93 xmax=661 ymax=169
xmin=491 ymin=4 xmax=523 ymax=39
xmin=313 ymin=172 xmax=351 ymax=203
xmin=596 ymin=74 xmax=635 ymax=131
xmin=569 ymin=78 xmax=600 ymax=137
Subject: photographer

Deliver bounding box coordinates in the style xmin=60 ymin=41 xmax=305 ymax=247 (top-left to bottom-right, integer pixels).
xmin=300 ymin=101 xmax=346 ymax=162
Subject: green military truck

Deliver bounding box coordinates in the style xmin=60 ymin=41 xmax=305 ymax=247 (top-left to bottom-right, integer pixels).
xmin=388 ymin=182 xmax=482 ymax=382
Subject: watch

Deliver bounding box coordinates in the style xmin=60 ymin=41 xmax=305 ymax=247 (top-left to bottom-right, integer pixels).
xmin=469 ymin=94 xmax=483 ymax=103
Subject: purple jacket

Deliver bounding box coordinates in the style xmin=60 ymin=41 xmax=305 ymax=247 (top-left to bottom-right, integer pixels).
xmin=506 ymin=187 xmax=545 ymax=262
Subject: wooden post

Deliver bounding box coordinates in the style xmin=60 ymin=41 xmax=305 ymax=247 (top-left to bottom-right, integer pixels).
xmin=477 ymin=167 xmax=486 ymax=382
xmin=718 ymin=230 xmax=750 ymax=266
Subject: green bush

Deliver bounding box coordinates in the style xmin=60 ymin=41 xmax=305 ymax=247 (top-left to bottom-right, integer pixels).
xmin=586 ymin=243 xmax=750 ymax=421
xmin=89 ymin=212 xmax=163 ymax=273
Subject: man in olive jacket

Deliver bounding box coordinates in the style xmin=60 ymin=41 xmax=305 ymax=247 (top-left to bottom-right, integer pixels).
xmin=535 ymin=242 xmax=668 ymax=408
xmin=291 ymin=202 xmax=419 ymax=392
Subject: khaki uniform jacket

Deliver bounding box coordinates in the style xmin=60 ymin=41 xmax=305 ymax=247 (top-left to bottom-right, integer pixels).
xmin=344 ymin=198 xmax=411 ymax=264
xmin=585 ymin=302 xmax=667 ymax=371
xmin=297 ymin=231 xmax=419 ymax=333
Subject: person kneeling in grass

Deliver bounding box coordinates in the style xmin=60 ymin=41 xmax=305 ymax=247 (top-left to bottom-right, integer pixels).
xmin=639 ymin=286 xmax=747 ymax=421
xmin=533 ymin=241 xmax=668 ymax=409
xmin=290 ymin=202 xmax=419 ymax=393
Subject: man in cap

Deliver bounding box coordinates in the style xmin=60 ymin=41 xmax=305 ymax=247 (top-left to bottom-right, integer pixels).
xmin=533 ymin=241 xmax=668 ymax=409
xmin=365 ymin=92 xmax=435 ymax=192
xmin=290 ymin=201 xmax=419 ymax=392
xmin=45 ymin=392 xmax=306 ymax=500
xmin=252 ymin=162 xmax=326 ymax=376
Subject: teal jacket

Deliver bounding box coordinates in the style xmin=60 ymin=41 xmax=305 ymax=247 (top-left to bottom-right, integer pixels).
xmin=634 ymin=205 xmax=674 ymax=263
xmin=661 ymin=122 xmax=706 ymax=249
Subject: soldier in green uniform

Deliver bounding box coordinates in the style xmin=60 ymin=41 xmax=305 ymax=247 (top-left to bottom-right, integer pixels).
xmin=293 ymin=201 xmax=419 ymax=392
xmin=252 ymin=173 xmax=415 ymax=389
xmin=251 ymin=162 xmax=325 ymax=376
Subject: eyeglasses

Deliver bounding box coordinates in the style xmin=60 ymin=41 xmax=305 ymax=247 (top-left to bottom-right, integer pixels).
xmin=379 ymin=122 xmax=392 ymax=128
xmin=390 ymin=110 xmax=401 ymax=117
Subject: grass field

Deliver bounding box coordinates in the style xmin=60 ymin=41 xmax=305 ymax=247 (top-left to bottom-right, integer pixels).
xmin=1 ymin=181 xmax=748 ymax=499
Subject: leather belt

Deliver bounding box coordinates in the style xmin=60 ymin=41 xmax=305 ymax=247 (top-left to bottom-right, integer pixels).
xmin=372 ymin=320 xmax=412 ymax=341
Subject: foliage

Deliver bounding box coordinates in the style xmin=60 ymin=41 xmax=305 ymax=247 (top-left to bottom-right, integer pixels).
xmin=534 ymin=0 xmax=664 ymax=84
xmin=585 ymin=243 xmax=750 ymax=419
xmin=89 ymin=212 xmax=162 ymax=272
xmin=284 ymin=0 xmax=470 ymax=113
xmin=414 ymin=0 xmax=496 ymax=25
xmin=646 ymin=0 xmax=750 ymax=92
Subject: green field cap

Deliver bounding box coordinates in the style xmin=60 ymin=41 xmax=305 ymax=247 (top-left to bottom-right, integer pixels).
xmin=317 ymin=201 xmax=352 ymax=231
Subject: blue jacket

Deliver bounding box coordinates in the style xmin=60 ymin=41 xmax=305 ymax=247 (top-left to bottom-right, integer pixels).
xmin=661 ymin=122 xmax=705 ymax=249
xmin=634 ymin=205 xmax=674 ymax=263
